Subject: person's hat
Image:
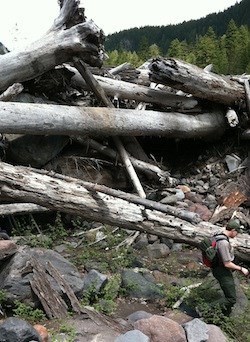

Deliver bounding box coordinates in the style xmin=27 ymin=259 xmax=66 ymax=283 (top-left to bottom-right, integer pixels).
xmin=227 ymin=219 xmax=242 ymax=232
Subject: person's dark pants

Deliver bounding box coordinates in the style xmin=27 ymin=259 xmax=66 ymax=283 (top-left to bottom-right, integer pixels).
xmin=212 ymin=265 xmax=236 ymax=316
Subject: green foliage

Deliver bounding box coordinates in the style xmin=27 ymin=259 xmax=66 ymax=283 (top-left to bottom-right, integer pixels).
xmin=162 ymin=284 xmax=184 ymax=307
xmin=105 ymin=0 xmax=250 ymax=56
xmin=0 ymin=290 xmax=6 ymax=304
xmin=11 ymin=212 xmax=70 ymax=248
xmin=81 ymin=275 xmax=121 ymax=315
xmin=185 ymin=281 xmax=250 ymax=341
xmin=51 ymin=323 xmax=77 ymax=342
xmin=105 ymin=7 xmax=250 ymax=75
xmin=46 ymin=212 xmax=69 ymax=241
xmin=13 ymin=300 xmax=46 ymax=323
xmin=71 ymin=226 xmax=136 ymax=273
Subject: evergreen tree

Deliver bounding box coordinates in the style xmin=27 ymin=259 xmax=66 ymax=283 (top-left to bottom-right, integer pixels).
xmin=225 ymin=19 xmax=241 ymax=74
xmin=195 ymin=27 xmax=219 ymax=70
xmin=148 ymin=44 xmax=161 ymax=58
xmin=217 ymin=35 xmax=229 ymax=74
xmin=167 ymin=39 xmax=188 ymax=59
xmin=138 ymin=36 xmax=150 ymax=61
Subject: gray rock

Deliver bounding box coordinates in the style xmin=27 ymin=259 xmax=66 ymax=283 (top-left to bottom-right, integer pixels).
xmin=182 ymin=318 xmax=208 ymax=342
xmin=121 ymin=270 xmax=164 ymax=299
xmin=0 ymin=246 xmax=84 ymax=306
xmin=127 ymin=310 xmax=153 ymax=324
xmin=115 ymin=329 xmax=150 ymax=342
xmin=6 ymin=134 xmax=69 ymax=168
xmin=82 ymin=269 xmax=108 ymax=294
xmin=0 ymin=317 xmax=41 ymax=342
xmin=146 ymin=243 xmax=170 ymax=259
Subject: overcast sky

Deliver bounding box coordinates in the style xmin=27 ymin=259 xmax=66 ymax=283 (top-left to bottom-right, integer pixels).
xmin=0 ymin=0 xmax=240 ymax=50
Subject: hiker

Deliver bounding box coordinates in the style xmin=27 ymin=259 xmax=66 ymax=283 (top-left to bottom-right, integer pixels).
xmin=211 ymin=219 xmax=249 ymax=316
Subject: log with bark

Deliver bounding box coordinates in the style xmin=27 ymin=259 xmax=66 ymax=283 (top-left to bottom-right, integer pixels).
xmin=149 ymin=57 xmax=246 ymax=107
xmin=0 ymin=162 xmax=249 ymax=262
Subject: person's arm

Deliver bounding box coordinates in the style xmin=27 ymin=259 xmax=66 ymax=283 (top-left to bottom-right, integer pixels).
xmin=224 ymin=261 xmax=249 ymax=276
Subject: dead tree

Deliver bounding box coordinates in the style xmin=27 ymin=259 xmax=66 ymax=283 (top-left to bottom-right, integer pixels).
xmin=149 ymin=57 xmax=246 ymax=107
xmin=0 ymin=0 xmax=104 ymax=93
xmin=0 ymin=102 xmax=226 ymax=138
xmin=68 ymin=65 xmax=199 ymax=111
xmin=0 ymin=162 xmax=249 ymax=261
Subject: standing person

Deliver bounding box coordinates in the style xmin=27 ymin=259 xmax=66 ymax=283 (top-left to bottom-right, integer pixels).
xmin=212 ymin=219 xmax=249 ymax=316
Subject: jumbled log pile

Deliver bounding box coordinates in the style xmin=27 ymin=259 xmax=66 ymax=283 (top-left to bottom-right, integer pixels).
xmin=0 ymin=0 xmax=250 ymax=260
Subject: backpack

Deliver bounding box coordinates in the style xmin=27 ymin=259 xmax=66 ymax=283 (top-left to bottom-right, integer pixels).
xmin=199 ymin=234 xmax=229 ymax=268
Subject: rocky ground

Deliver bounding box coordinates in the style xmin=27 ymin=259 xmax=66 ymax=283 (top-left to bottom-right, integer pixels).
xmin=1 ymin=132 xmax=250 ymax=341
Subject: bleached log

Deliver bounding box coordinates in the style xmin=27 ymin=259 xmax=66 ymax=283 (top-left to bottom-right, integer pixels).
xmin=69 ymin=66 xmax=198 ymax=111
xmin=0 ymin=162 xmax=249 ymax=261
xmin=243 ymin=78 xmax=250 ymax=113
xmin=0 ymin=0 xmax=104 ymax=93
xmin=149 ymin=57 xmax=246 ymax=107
xmin=0 ymin=102 xmax=226 ymax=139
xmin=0 ymin=203 xmax=48 ymax=216
xmin=109 ymin=62 xmax=132 ymax=75
xmin=0 ymin=83 xmax=24 ymax=101
xmin=225 ymin=108 xmax=239 ymax=127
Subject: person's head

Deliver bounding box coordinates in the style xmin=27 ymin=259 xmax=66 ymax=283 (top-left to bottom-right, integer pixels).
xmin=225 ymin=219 xmax=242 ymax=237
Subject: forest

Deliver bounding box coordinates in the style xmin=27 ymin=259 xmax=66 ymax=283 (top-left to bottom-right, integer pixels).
xmin=104 ymin=0 xmax=250 ymax=76
xmin=105 ymin=0 xmax=250 ymax=55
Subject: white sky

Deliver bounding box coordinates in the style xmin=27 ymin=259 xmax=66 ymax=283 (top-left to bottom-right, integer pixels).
xmin=0 ymin=0 xmax=240 ymax=50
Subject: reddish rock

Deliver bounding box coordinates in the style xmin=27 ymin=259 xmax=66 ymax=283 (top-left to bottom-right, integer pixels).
xmin=0 ymin=240 xmax=17 ymax=261
xmin=177 ymin=185 xmax=191 ymax=193
xmin=33 ymin=324 xmax=49 ymax=342
xmin=185 ymin=192 xmax=204 ymax=203
xmin=134 ymin=314 xmax=187 ymax=342
xmin=188 ymin=203 xmax=212 ymax=221
xmin=207 ymin=324 xmax=228 ymax=342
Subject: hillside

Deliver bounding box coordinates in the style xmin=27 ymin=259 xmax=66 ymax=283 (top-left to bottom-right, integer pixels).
xmin=104 ymin=0 xmax=250 ymax=54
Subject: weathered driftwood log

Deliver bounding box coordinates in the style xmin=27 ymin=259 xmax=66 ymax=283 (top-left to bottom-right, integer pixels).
xmin=0 ymin=162 xmax=249 ymax=261
xmin=30 ymin=257 xmax=68 ymax=319
xmin=69 ymin=65 xmax=199 ymax=111
xmin=0 ymin=83 xmax=24 ymax=101
xmin=0 ymin=203 xmax=49 ymax=216
xmin=149 ymin=57 xmax=246 ymax=107
xmin=0 ymin=102 xmax=226 ymax=138
xmin=0 ymin=0 xmax=104 ymax=93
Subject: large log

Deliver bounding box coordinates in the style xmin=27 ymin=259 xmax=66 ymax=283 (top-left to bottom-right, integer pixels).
xmin=68 ymin=65 xmax=199 ymax=111
xmin=0 ymin=102 xmax=226 ymax=138
xmin=149 ymin=57 xmax=246 ymax=107
xmin=0 ymin=0 xmax=104 ymax=93
xmin=0 ymin=162 xmax=249 ymax=261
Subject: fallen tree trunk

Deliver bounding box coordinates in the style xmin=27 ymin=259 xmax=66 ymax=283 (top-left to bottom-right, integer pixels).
xmin=0 ymin=102 xmax=226 ymax=138
xmin=0 ymin=203 xmax=49 ymax=216
xmin=149 ymin=57 xmax=246 ymax=107
xmin=0 ymin=162 xmax=249 ymax=261
xmin=0 ymin=0 xmax=104 ymax=93
xmin=68 ymin=66 xmax=198 ymax=111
